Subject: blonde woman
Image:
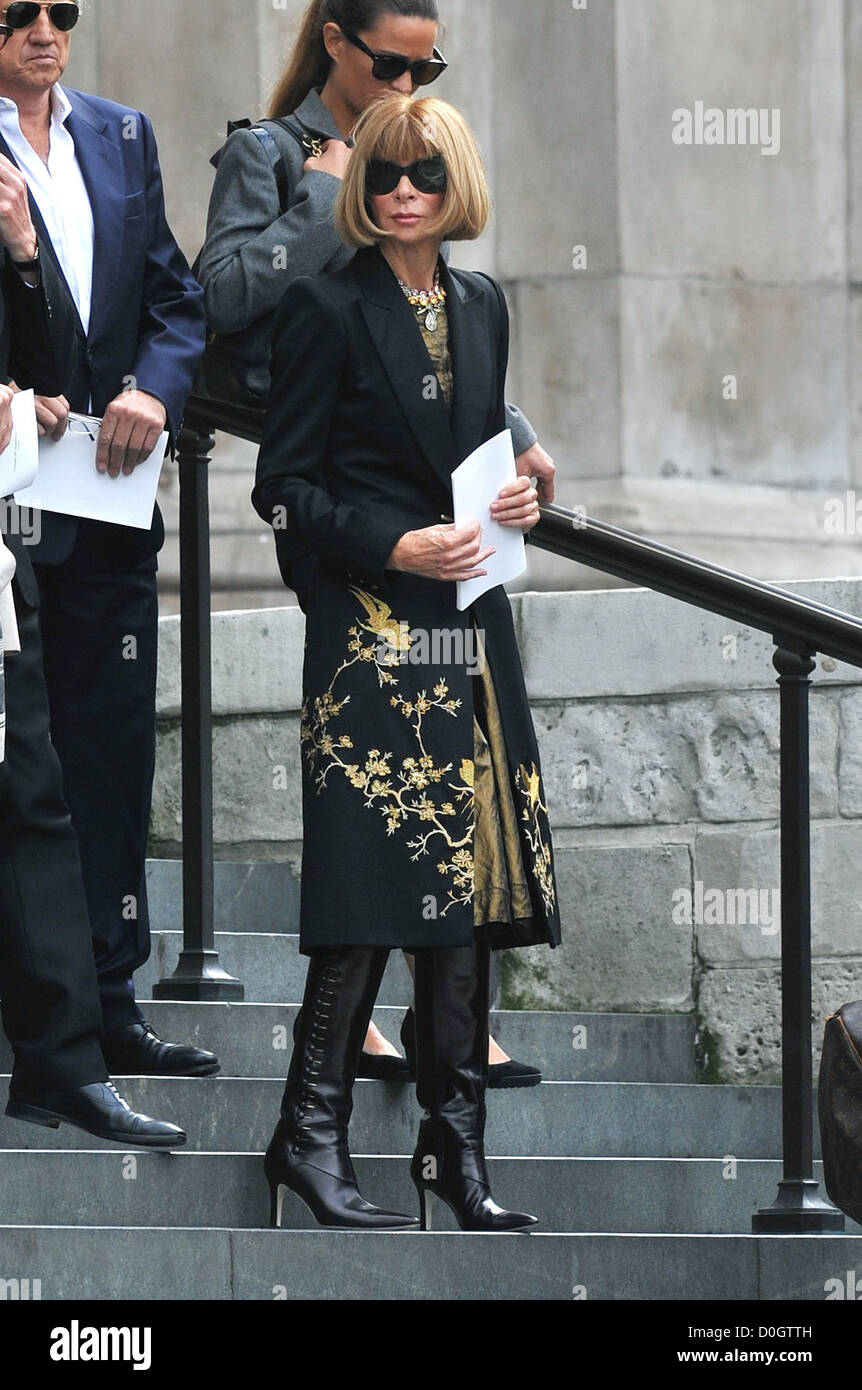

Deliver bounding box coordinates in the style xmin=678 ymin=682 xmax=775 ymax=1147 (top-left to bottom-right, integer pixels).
xmin=254 ymin=94 xmax=560 ymax=1231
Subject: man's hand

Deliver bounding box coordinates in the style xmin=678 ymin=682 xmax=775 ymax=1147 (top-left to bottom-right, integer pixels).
xmin=304 ymin=139 xmax=352 ymax=180
xmin=96 ymin=390 xmax=167 ymax=477
xmin=515 ymin=440 xmax=556 ymax=504
xmin=490 ymin=475 xmax=540 ymax=532
xmin=0 ymin=153 xmax=38 ymax=263
xmin=0 ymin=381 xmax=14 ymax=454
xmin=34 ymin=393 xmax=70 ymax=440
xmin=387 ymin=520 xmax=495 ymax=583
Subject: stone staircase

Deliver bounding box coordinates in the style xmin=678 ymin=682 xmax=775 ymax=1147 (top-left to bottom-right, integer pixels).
xmin=1 ymin=858 xmax=862 ymax=1300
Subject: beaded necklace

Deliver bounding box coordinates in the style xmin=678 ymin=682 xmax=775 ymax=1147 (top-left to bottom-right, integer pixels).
xmin=397 ymin=269 xmax=447 ymax=332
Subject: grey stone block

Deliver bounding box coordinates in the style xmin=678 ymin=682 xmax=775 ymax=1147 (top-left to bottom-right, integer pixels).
xmin=509 ymin=277 xmax=621 ymax=481
xmin=515 ymin=579 xmax=862 ymax=704
xmin=503 ymin=842 xmax=695 ymax=1012
xmin=620 ymin=277 xmax=848 ymax=490
xmin=152 ymin=715 xmax=303 ymax=847
xmin=617 ymin=0 xmax=845 ymax=283
xmin=697 ymin=958 xmax=862 ymax=1084
xmin=494 ymin=0 xmax=618 ymax=280
xmin=696 ymin=823 xmax=862 ymax=966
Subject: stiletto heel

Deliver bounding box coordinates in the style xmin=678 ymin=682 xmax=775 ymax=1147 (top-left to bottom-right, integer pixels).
xmin=411 ymin=945 xmax=539 ymax=1234
xmin=265 ymin=948 xmax=418 ymax=1231
xmin=268 ymin=1177 xmax=286 ymax=1230
xmin=416 ymin=1184 xmax=433 ymax=1231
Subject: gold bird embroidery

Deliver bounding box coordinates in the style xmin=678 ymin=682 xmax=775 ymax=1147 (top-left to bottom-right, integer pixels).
xmin=520 ymin=763 xmax=544 ymax=812
xmin=348 ymin=587 xmax=412 ymax=653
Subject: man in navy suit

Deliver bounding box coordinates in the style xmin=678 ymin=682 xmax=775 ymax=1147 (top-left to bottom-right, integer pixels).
xmin=0 ymin=1 xmax=216 ymax=1076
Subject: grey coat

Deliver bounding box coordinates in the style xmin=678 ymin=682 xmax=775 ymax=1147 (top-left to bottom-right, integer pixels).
xmin=197 ymin=89 xmax=538 ymax=452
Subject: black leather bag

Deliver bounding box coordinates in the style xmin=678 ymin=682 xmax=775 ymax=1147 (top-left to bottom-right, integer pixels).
xmin=192 ymin=115 xmax=329 ymax=409
xmin=818 ymin=1001 xmax=862 ymax=1224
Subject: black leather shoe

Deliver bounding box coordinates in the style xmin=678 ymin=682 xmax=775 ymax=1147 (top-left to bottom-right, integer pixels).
xmin=6 ymin=1081 xmax=186 ymax=1148
xmin=293 ymin=1007 xmax=411 ymax=1081
xmin=400 ymin=1008 xmax=542 ymax=1089
xmin=103 ymin=1022 xmax=220 ymax=1077
xmin=410 ymin=945 xmax=538 ymax=1233
xmin=269 ymin=949 xmax=418 ymax=1230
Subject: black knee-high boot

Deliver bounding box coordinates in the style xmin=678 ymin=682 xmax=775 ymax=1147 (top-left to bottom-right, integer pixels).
xmin=410 ymin=942 xmax=538 ymax=1232
xmin=265 ymin=946 xmax=418 ymax=1230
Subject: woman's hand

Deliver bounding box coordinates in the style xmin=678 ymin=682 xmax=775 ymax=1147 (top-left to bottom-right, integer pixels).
xmin=387 ymin=521 xmax=495 ymax=582
xmin=490 ymin=475 xmax=540 ymax=532
xmin=515 ymin=440 xmax=556 ymax=503
xmin=304 ymin=139 xmax=352 ymax=180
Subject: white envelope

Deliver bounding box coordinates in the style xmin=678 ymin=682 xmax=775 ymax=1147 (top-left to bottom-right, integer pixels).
xmin=452 ymin=428 xmax=526 ymax=610
xmin=15 ymin=412 xmax=169 ymax=530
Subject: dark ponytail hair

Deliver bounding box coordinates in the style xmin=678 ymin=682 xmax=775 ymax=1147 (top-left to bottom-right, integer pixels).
xmin=268 ymin=0 xmax=440 ymax=118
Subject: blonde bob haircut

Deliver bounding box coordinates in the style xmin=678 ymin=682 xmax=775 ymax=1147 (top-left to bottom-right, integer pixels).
xmin=336 ymin=93 xmax=491 ymax=248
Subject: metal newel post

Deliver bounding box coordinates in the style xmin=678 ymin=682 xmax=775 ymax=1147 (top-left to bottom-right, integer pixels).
xmin=752 ymin=636 xmax=841 ymax=1232
xmin=154 ymin=419 xmax=243 ymax=1001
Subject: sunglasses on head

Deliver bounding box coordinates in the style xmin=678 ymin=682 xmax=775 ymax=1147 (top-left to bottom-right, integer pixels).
xmin=366 ymin=155 xmax=447 ymax=196
xmin=0 ymin=2 xmax=79 ymax=32
xmin=341 ymin=27 xmax=447 ymax=86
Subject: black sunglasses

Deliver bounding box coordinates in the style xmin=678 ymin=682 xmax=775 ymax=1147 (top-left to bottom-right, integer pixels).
xmin=0 ymin=2 xmax=79 ymax=31
xmin=366 ymin=155 xmax=447 ymax=196
xmin=341 ymin=27 xmax=447 ymax=86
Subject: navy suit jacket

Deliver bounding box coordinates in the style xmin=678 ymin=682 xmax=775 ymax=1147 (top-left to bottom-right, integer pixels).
xmin=0 ymin=87 xmax=206 ymax=567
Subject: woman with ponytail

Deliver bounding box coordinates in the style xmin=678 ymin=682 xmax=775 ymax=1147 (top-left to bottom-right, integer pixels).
xmin=199 ymin=0 xmax=554 ymax=1085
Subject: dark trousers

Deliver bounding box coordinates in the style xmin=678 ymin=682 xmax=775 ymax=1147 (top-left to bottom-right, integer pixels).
xmin=34 ymin=548 xmax=158 ymax=1031
xmin=0 ymin=572 xmax=107 ymax=1092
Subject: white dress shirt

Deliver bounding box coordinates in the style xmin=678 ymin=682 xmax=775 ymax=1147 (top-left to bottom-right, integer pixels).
xmin=0 ymin=83 xmax=94 ymax=334
xmin=0 ymin=532 xmax=19 ymax=763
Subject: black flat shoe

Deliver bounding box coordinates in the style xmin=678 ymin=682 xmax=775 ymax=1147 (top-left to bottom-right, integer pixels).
xmin=103 ymin=1021 xmax=220 ymax=1077
xmin=400 ymin=1008 xmax=541 ymax=1089
xmin=6 ymin=1081 xmax=186 ymax=1148
xmin=293 ymin=1007 xmax=411 ymax=1081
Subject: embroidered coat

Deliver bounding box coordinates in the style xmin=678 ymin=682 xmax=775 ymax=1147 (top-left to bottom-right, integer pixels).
xmin=253 ymin=245 xmax=560 ymax=954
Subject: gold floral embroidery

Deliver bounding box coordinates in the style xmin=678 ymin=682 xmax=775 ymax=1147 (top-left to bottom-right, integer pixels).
xmin=300 ymin=589 xmax=474 ymax=916
xmin=515 ymin=762 xmax=556 ymax=915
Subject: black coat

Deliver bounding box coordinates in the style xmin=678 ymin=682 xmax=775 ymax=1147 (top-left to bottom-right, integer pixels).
xmin=254 ymin=245 xmax=560 ymax=953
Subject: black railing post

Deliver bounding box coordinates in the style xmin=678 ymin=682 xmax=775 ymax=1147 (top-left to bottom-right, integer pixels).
xmin=751 ymin=635 xmax=842 ymax=1232
xmin=154 ymin=419 xmax=243 ymax=1001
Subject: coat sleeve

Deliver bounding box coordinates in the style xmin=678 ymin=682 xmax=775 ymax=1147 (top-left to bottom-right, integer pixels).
xmin=2 ymin=237 xmax=77 ymax=396
xmin=252 ymin=278 xmax=407 ymax=585
xmin=126 ymin=113 xmax=206 ymax=438
xmin=197 ymin=129 xmax=345 ymax=337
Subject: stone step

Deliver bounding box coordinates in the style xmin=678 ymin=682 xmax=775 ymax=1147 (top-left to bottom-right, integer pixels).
xmin=59 ymin=1000 xmax=695 ymax=1084
xmin=0 ymin=1150 xmax=852 ymax=1236
xmin=1 ymin=1224 xmax=860 ymax=1300
xmin=145 ymin=860 xmax=301 ymax=936
xmin=0 ymin=1002 xmax=697 ymax=1084
xmin=0 ymin=1076 xmax=788 ymax=1158
xmin=138 ymin=930 xmax=416 ymax=1005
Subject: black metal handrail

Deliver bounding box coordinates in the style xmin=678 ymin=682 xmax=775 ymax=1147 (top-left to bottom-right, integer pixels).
xmin=162 ymin=390 xmax=862 ymax=1233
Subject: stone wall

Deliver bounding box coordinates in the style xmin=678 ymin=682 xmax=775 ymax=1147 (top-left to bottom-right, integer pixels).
xmin=152 ymin=578 xmax=862 ymax=1084
xmin=60 ymin=1 xmax=862 ymax=604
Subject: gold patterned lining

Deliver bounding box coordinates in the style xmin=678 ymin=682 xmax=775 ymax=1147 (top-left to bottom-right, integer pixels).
xmin=417 ymin=300 xmax=454 ymax=408
xmin=472 ymin=632 xmax=534 ymax=926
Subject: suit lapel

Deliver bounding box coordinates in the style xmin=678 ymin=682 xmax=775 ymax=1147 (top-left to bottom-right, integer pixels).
xmin=0 ymin=127 xmax=87 ymax=343
xmin=65 ymin=93 xmax=124 ymax=347
xmin=441 ymin=258 xmax=495 ymax=462
xmin=355 ymin=247 xmax=460 ymax=496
